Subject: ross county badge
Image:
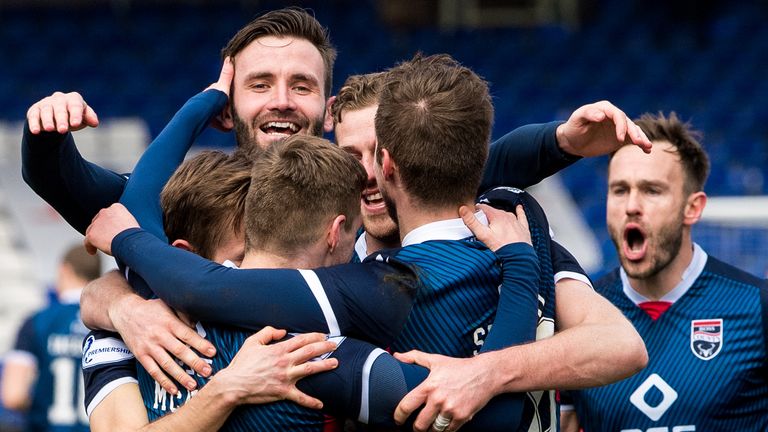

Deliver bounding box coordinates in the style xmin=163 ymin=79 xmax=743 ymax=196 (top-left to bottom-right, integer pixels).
xmin=690 ymin=318 xmax=723 ymax=360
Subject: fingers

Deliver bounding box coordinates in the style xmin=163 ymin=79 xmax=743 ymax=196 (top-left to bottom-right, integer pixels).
xmin=459 ymin=205 xmax=487 ymax=238
xmin=83 ymin=238 xmax=98 ymax=256
xmin=394 ymin=385 xmax=428 ymax=425
xmin=26 ymin=92 xmax=99 ymax=135
xmin=165 ymin=334 xmax=212 ymax=379
xmin=137 ymin=353 xmax=180 ymax=396
xmin=514 ymin=204 xmax=529 ymax=232
xmin=413 ymin=400 xmax=441 ymax=432
xmin=175 ymin=323 xmax=217 ymax=360
xmin=249 ymin=326 xmax=287 ymax=345
xmin=206 ymin=56 xmax=235 ymax=95
xmin=286 ymin=340 xmax=338 ymax=370
xmin=393 ymin=350 xmax=434 ymax=368
xmin=626 ymin=119 xmax=652 ymax=153
xmin=284 ymin=387 xmax=324 ymax=410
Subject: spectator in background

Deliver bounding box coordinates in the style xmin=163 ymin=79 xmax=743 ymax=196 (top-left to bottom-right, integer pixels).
xmin=560 ymin=113 xmax=768 ymax=430
xmin=1 ymin=244 xmax=100 ymax=432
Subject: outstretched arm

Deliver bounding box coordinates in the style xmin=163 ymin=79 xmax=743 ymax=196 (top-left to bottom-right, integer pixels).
xmin=84 ymin=203 xmax=413 ymax=346
xmin=480 ymin=100 xmax=651 ymax=192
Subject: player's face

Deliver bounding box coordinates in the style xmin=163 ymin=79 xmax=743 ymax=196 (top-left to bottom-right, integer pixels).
xmin=606 ymin=142 xmax=687 ymax=279
xmin=335 ymin=105 xmax=399 ymax=244
xmin=230 ymin=36 xmax=332 ymax=151
xmin=211 ymin=228 xmax=245 ymax=267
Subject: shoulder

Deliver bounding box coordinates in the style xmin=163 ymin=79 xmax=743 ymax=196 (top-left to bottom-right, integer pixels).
xmin=703 ymin=256 xmax=767 ymax=290
xmin=593 ymin=268 xmax=622 ymax=295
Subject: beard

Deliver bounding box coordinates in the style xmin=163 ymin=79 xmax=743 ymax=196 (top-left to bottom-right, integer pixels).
xmin=379 ymin=185 xmax=399 ymax=229
xmin=363 ymin=212 xmax=400 ymax=246
xmin=609 ymin=213 xmax=684 ymax=280
xmin=232 ymin=109 xmax=324 ymax=152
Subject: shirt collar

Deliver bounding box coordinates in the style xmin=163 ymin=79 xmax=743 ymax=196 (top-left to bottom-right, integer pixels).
xmin=354 ymin=233 xmax=368 ymax=262
xmin=401 ymin=210 xmax=488 ymax=247
xmin=621 ymin=243 xmax=708 ymax=304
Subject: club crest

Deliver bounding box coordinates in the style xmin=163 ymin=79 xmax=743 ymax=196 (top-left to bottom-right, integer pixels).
xmin=690 ymin=319 xmax=723 ymax=360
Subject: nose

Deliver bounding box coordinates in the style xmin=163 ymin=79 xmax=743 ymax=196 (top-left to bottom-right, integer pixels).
xmin=266 ymin=83 xmax=296 ymax=112
xmin=625 ymin=189 xmax=642 ymax=216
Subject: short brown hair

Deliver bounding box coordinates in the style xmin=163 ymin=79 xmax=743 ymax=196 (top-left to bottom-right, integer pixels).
xmin=161 ymin=150 xmax=251 ymax=260
xmin=331 ymin=72 xmax=387 ymax=124
xmin=62 ymin=244 xmax=101 ymax=282
xmin=375 ymin=54 xmax=493 ymax=207
xmin=244 ymin=135 xmax=366 ymax=255
xmin=633 ymin=112 xmax=710 ymax=194
xmin=221 ymin=7 xmax=337 ymax=97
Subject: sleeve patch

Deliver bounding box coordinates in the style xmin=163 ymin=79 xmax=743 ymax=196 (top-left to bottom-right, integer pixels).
xmin=82 ymin=335 xmax=134 ymax=369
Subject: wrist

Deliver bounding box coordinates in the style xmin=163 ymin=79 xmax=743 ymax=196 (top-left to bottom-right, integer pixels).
xmin=109 ymin=293 xmax=144 ymax=334
xmin=207 ymin=369 xmax=246 ymax=408
xmin=554 ymin=123 xmax=582 ymax=160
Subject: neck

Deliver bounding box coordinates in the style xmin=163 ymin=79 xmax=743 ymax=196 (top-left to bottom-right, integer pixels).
xmin=241 ymin=249 xmax=320 ymax=269
xmin=365 ymin=232 xmax=399 ymax=255
xmin=396 ymin=197 xmax=476 ymax=242
xmin=628 ymin=236 xmax=695 ymax=301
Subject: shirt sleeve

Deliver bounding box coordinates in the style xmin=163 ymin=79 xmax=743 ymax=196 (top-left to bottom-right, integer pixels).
xmin=21 ymin=124 xmax=127 ymax=234
xmin=120 ymin=89 xmax=228 ymax=240
xmin=479 ymin=121 xmax=579 ymax=193
xmin=480 ymin=242 xmax=540 ymax=351
xmin=81 ymin=330 xmax=138 ymax=417
xmin=551 ymin=241 xmax=593 ymax=288
xmin=112 ymin=228 xmax=415 ymax=347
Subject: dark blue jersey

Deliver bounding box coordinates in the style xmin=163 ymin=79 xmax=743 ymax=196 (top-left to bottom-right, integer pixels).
xmin=9 ymin=298 xmax=90 ymax=432
xmin=565 ymin=245 xmax=768 ymax=431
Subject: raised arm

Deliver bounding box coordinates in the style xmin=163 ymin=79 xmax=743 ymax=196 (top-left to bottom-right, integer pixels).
xmin=22 ymin=93 xmax=126 ymax=234
xmin=479 ymin=101 xmax=652 ymax=192
xmin=120 ymin=60 xmax=233 ymax=237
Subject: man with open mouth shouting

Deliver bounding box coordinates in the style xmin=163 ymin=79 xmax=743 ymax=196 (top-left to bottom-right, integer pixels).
xmin=561 ymin=113 xmax=768 ymax=431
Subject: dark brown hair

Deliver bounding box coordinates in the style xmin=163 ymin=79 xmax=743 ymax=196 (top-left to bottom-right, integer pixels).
xmin=633 ymin=112 xmax=710 ymax=194
xmin=375 ymin=54 xmax=493 ymax=207
xmin=160 ymin=151 xmax=251 ymax=260
xmin=244 ymin=135 xmax=366 ymax=255
xmin=221 ymin=7 xmax=337 ymax=97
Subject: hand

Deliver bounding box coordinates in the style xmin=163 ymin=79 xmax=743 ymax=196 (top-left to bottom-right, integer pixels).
xmin=556 ymin=100 xmax=652 ymax=157
xmin=393 ymin=351 xmax=497 ymax=432
xmin=84 ymin=203 xmax=139 ymax=255
xmin=214 ymin=328 xmax=339 ymax=409
xmin=460 ymin=204 xmax=530 ymax=251
xmin=110 ymin=294 xmax=216 ymax=395
xmin=206 ymin=57 xmax=235 ymax=132
xmin=26 ymin=91 xmax=99 ymax=135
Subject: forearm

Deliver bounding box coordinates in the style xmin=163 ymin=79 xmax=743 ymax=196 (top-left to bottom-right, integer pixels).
xmin=141 ymin=378 xmax=237 ymax=432
xmin=485 ymin=282 xmax=646 ymax=392
xmin=121 ymin=89 xmax=227 ymax=239
xmin=480 ymin=121 xmax=577 ymax=192
xmin=81 ymin=270 xmax=137 ymax=331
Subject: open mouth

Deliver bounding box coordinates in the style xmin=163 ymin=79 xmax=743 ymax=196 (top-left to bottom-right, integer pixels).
xmin=260 ymin=121 xmax=300 ymax=136
xmin=623 ymin=224 xmax=647 ymax=261
xmin=362 ymin=191 xmax=386 ymax=212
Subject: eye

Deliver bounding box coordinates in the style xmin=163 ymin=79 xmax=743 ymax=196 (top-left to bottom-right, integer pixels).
xmin=610 ymin=186 xmax=627 ymax=196
xmin=249 ymin=82 xmax=269 ymax=92
xmin=293 ymin=85 xmax=311 ymax=95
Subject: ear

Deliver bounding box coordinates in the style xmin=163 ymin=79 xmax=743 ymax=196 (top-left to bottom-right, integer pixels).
xmin=379 ymin=148 xmax=396 ymax=181
xmin=326 ymin=215 xmax=346 ymax=254
xmin=683 ymin=191 xmax=707 ymax=226
xmin=221 ymin=101 xmax=235 ymax=130
xmin=171 ymin=239 xmax=196 ymax=253
xmin=323 ymin=96 xmax=336 ymax=133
